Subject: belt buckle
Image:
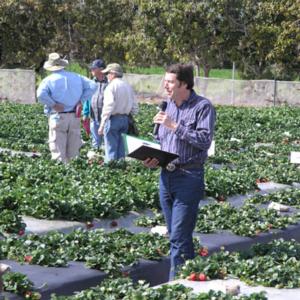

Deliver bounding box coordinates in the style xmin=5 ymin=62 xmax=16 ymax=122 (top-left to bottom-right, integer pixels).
xmin=166 ymin=163 xmax=176 ymax=172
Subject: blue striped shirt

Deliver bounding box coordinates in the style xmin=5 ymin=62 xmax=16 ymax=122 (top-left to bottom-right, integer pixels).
xmin=37 ymin=70 xmax=97 ymax=114
xmin=157 ymin=90 xmax=216 ymax=165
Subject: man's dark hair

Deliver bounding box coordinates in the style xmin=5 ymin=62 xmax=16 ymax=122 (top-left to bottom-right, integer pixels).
xmin=165 ymin=63 xmax=194 ymax=90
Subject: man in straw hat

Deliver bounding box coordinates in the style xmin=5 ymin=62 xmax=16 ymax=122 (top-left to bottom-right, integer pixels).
xmin=98 ymin=63 xmax=138 ymax=162
xmin=37 ymin=52 xmax=97 ymax=163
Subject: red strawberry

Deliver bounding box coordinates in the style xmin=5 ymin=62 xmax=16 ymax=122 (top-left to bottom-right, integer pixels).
xmin=187 ymin=272 xmax=197 ymax=281
xmin=122 ymin=271 xmax=129 ymax=277
xmin=24 ymin=291 xmax=32 ymax=299
xmin=18 ymin=229 xmax=25 ymax=236
xmin=199 ymin=247 xmax=209 ymax=257
xmin=24 ymin=255 xmax=33 ymax=263
xmin=110 ymin=220 xmax=118 ymax=227
xmin=256 ymin=178 xmax=268 ymax=183
xmin=199 ymin=273 xmax=207 ymax=281
xmin=86 ymin=221 xmax=94 ymax=229
xmin=217 ymin=195 xmax=225 ymax=202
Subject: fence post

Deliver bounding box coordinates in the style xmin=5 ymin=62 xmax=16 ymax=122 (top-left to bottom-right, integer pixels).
xmin=273 ymin=79 xmax=277 ymax=106
xmin=231 ymin=62 xmax=235 ymax=105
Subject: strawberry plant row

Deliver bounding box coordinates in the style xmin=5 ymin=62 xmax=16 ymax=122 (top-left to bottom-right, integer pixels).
xmin=0 ymin=229 xmax=169 ymax=276
xmin=50 ymin=277 xmax=268 ymax=300
xmin=135 ymin=202 xmax=300 ymax=237
xmin=1 ymin=149 xmax=299 ymax=224
xmin=1 ymin=102 xmax=300 ymax=158
xmin=0 ymin=153 xmax=160 ymax=221
xmin=246 ymin=188 xmax=300 ymax=208
xmin=0 ymin=102 xmax=299 ymax=224
xmin=179 ymin=239 xmax=300 ymax=288
xmin=0 ymin=102 xmax=48 ymax=153
xmin=3 ymin=271 xmax=41 ymax=299
xmin=0 ymin=193 xmax=26 ymax=236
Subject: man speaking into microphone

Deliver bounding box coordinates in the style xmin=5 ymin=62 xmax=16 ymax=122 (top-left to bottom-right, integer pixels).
xmin=143 ymin=63 xmax=216 ymax=280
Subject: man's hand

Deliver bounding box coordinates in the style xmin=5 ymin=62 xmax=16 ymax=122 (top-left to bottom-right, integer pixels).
xmin=98 ymin=126 xmax=104 ymax=135
xmin=153 ymin=111 xmax=178 ymax=131
xmin=143 ymin=158 xmax=159 ymax=169
xmin=53 ymin=103 xmax=64 ymax=112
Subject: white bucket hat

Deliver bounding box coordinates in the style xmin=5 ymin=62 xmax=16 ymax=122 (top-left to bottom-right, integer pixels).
xmin=43 ymin=53 xmax=69 ymax=71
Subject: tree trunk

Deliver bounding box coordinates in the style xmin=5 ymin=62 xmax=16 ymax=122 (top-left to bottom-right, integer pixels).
xmin=203 ymin=64 xmax=211 ymax=77
xmin=193 ymin=63 xmax=201 ymax=77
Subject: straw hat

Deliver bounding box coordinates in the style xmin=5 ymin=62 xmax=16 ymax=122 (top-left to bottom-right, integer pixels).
xmin=43 ymin=53 xmax=68 ymax=71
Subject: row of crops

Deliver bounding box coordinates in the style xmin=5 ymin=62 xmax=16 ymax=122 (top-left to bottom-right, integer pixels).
xmin=1 ymin=102 xmax=299 ymax=223
xmin=0 ymin=101 xmax=300 ymax=299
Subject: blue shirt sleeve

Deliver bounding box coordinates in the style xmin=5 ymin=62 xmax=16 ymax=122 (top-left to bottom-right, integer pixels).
xmin=80 ymin=76 xmax=98 ymax=102
xmin=36 ymin=78 xmax=56 ymax=108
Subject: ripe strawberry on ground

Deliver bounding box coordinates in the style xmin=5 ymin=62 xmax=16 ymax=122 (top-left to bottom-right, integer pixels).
xmin=122 ymin=271 xmax=129 ymax=277
xmin=24 ymin=291 xmax=32 ymax=299
xmin=256 ymin=177 xmax=269 ymax=183
xmin=199 ymin=247 xmax=209 ymax=257
xmin=86 ymin=221 xmax=94 ymax=229
xmin=216 ymin=195 xmax=226 ymax=202
xmin=110 ymin=220 xmax=118 ymax=227
xmin=187 ymin=272 xmax=198 ymax=281
xmin=18 ymin=229 xmax=25 ymax=236
xmin=198 ymin=273 xmax=207 ymax=281
xmin=24 ymin=255 xmax=33 ymax=263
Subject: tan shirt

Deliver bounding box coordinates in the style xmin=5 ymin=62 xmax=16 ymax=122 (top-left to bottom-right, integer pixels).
xmin=100 ymin=78 xmax=138 ymax=129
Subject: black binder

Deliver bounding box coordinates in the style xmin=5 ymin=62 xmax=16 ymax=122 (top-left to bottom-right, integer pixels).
xmin=123 ymin=134 xmax=178 ymax=167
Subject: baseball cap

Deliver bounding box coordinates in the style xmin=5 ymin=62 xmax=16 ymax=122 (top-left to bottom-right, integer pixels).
xmin=89 ymin=59 xmax=106 ymax=70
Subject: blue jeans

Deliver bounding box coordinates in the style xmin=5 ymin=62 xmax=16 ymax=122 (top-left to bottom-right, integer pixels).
xmin=90 ymin=119 xmax=103 ymax=149
xmin=159 ymin=167 xmax=204 ymax=280
xmin=104 ymin=115 xmax=129 ymax=162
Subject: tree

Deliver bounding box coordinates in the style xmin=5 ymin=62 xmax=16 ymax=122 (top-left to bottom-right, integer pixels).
xmin=0 ymin=0 xmax=58 ymax=69
xmin=52 ymin=0 xmax=136 ymax=64
xmin=232 ymin=0 xmax=300 ymax=80
xmin=126 ymin=0 xmax=238 ymax=77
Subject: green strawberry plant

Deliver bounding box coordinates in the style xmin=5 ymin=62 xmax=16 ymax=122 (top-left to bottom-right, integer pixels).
xmin=3 ymin=271 xmax=41 ymax=299
xmin=50 ymin=277 xmax=267 ymax=299
xmin=178 ymin=239 xmax=300 ymax=288
xmin=0 ymin=229 xmax=169 ymax=276
xmin=0 ymin=209 xmax=26 ymax=236
xmin=246 ymin=188 xmax=300 ymax=208
xmin=135 ymin=202 xmax=300 ymax=237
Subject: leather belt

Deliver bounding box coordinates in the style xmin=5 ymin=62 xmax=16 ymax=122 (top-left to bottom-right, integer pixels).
xmin=59 ymin=110 xmax=75 ymax=114
xmin=165 ymin=162 xmax=203 ymax=172
xmin=111 ymin=113 xmax=128 ymax=117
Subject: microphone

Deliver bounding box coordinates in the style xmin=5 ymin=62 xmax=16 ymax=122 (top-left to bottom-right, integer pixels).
xmin=153 ymin=101 xmax=167 ymax=135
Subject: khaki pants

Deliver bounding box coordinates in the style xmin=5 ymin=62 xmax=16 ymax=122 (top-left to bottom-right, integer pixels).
xmin=48 ymin=113 xmax=82 ymax=163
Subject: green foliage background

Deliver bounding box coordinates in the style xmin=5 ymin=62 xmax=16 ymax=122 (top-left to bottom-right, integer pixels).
xmin=0 ymin=0 xmax=299 ymax=80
